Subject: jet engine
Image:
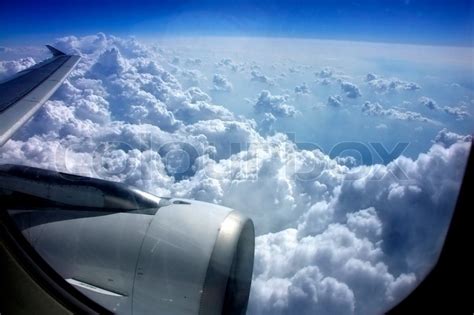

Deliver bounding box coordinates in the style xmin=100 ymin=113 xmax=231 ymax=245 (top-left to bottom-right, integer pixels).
xmin=0 ymin=164 xmax=255 ymax=315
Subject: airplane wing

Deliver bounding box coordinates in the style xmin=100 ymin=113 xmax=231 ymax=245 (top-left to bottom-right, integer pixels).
xmin=0 ymin=45 xmax=80 ymax=146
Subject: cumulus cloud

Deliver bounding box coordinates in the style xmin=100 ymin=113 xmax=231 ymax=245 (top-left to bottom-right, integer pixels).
xmin=317 ymin=78 xmax=331 ymax=86
xmin=433 ymin=128 xmax=472 ymax=147
xmin=251 ymin=70 xmax=275 ymax=85
xmin=52 ymin=33 xmax=109 ymax=55
xmin=315 ymin=67 xmax=351 ymax=85
xmin=340 ymin=81 xmax=361 ymax=98
xmin=327 ymin=95 xmax=343 ymax=107
xmin=179 ymin=69 xmax=204 ymax=86
xmin=93 ymin=47 xmax=130 ymax=76
xmin=254 ymin=90 xmax=297 ymax=118
xmin=365 ymin=73 xmax=377 ymax=81
xmin=294 ymin=83 xmax=310 ymax=95
xmin=248 ymin=139 xmax=469 ymax=315
xmin=258 ymin=113 xmax=277 ymax=135
xmin=216 ymin=58 xmax=233 ymax=67
xmin=184 ymin=119 xmax=261 ymax=160
xmin=316 ymin=67 xmax=334 ymax=78
xmin=0 ymin=33 xmax=470 ymax=315
xmin=0 ymin=57 xmax=36 ymax=80
xmin=215 ymin=58 xmax=243 ymax=72
xmin=362 ymin=101 xmax=433 ymax=123
xmin=366 ymin=73 xmax=421 ymax=93
xmin=418 ymin=96 xmax=438 ymax=110
xmin=443 ymin=105 xmax=470 ymax=120
xmin=417 ymin=97 xmax=471 ymax=120
xmin=335 ymin=156 xmax=359 ymax=168
xmin=212 ymin=73 xmax=233 ymax=92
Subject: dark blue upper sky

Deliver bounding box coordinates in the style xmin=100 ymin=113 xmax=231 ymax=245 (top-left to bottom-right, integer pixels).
xmin=1 ymin=0 xmax=473 ymax=46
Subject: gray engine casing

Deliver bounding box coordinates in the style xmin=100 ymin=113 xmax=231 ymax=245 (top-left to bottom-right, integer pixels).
xmin=1 ymin=164 xmax=255 ymax=315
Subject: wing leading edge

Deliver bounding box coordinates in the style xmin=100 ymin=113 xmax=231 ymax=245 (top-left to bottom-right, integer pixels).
xmin=0 ymin=46 xmax=80 ymax=146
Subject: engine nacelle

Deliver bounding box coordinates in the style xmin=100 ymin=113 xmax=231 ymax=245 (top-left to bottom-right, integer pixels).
xmin=0 ymin=164 xmax=255 ymax=315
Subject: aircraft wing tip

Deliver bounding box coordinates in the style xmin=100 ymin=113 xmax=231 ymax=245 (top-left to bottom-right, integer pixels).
xmin=46 ymin=45 xmax=66 ymax=57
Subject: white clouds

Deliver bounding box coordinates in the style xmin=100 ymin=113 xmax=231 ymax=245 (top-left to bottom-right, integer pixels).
xmin=315 ymin=68 xmax=352 ymax=87
xmin=362 ymin=101 xmax=433 ymax=123
xmin=258 ymin=113 xmax=277 ymax=135
xmin=418 ymin=96 xmax=438 ymax=110
xmin=433 ymin=128 xmax=472 ymax=147
xmin=0 ymin=34 xmax=470 ymax=315
xmin=338 ymin=142 xmax=469 ymax=272
xmin=287 ymin=267 xmax=356 ymax=315
xmin=254 ymin=90 xmax=297 ymax=118
xmin=212 ymin=73 xmax=233 ymax=92
xmin=346 ymin=207 xmax=382 ymax=241
xmin=251 ymin=70 xmax=275 ymax=85
xmin=365 ymin=73 xmax=377 ymax=81
xmin=90 ymin=48 xmax=129 ymax=77
xmin=216 ymin=57 xmax=245 ymax=72
xmin=316 ymin=67 xmax=334 ymax=78
xmin=385 ymin=272 xmax=417 ymax=303
xmin=418 ymin=97 xmax=471 ymax=120
xmin=250 ymin=220 xmax=413 ymax=315
xmin=296 ymin=201 xmax=334 ymax=236
xmin=327 ymin=95 xmax=343 ymax=107
xmin=294 ymin=83 xmax=310 ymax=95
xmin=171 ymin=89 xmax=235 ymax=123
xmin=317 ymin=78 xmax=331 ymax=86
xmin=0 ymin=57 xmax=36 ymax=80
xmin=16 ymin=100 xmax=99 ymax=139
xmin=278 ymin=261 xmax=355 ymax=315
xmin=216 ymin=58 xmax=234 ymax=67
xmin=53 ymin=33 xmax=109 ymax=55
xmin=443 ymin=105 xmax=470 ymax=120
xmin=179 ymin=69 xmax=204 ymax=86
xmin=366 ymin=73 xmax=421 ymax=93
xmin=184 ymin=119 xmax=261 ymax=160
xmin=249 ymin=140 xmax=468 ymax=315
xmin=340 ymin=81 xmax=362 ymax=98
xmin=417 ymin=97 xmax=471 ymax=121
xmin=186 ymin=86 xmax=211 ymax=103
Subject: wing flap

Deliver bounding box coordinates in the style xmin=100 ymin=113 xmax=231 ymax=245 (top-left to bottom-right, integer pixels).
xmin=0 ymin=47 xmax=80 ymax=146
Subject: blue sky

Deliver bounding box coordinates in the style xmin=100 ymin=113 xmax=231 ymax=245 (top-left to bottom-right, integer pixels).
xmin=1 ymin=0 xmax=473 ymax=46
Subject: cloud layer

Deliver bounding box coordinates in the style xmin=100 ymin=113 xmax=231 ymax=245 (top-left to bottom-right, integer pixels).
xmin=362 ymin=101 xmax=434 ymax=123
xmin=0 ymin=34 xmax=471 ymax=315
xmin=254 ymin=90 xmax=297 ymax=118
xmin=366 ymin=73 xmax=421 ymax=93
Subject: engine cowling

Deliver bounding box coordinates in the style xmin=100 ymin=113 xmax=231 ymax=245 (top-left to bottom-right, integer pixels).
xmin=0 ymin=164 xmax=255 ymax=315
